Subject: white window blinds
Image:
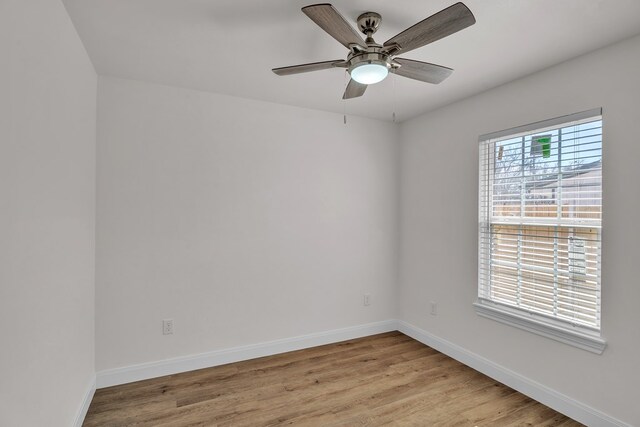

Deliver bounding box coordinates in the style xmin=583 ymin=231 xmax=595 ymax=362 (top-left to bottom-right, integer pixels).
xmin=478 ymin=109 xmax=602 ymax=332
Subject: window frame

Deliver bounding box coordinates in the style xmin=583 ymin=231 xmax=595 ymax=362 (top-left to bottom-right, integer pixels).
xmin=475 ymin=108 xmax=606 ymax=354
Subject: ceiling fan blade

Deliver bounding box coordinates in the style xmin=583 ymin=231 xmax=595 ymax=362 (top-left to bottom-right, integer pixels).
xmin=272 ymin=59 xmax=346 ymax=76
xmin=302 ymin=4 xmax=366 ymax=50
xmin=383 ymin=2 xmax=475 ymax=55
xmin=393 ymin=58 xmax=453 ymax=84
xmin=343 ymin=79 xmax=367 ymax=99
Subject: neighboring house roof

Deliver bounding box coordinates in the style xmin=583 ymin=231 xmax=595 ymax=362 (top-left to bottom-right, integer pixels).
xmin=527 ymin=160 xmax=601 ymax=191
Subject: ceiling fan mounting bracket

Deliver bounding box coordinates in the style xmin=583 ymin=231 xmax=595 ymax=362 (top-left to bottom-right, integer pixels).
xmin=357 ymin=12 xmax=381 ymax=37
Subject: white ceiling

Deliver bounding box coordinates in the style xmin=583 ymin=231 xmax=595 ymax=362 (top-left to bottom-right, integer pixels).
xmin=63 ymin=0 xmax=640 ymax=122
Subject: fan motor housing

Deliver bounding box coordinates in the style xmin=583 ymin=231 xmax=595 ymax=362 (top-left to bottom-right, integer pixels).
xmin=347 ymin=52 xmax=391 ymax=73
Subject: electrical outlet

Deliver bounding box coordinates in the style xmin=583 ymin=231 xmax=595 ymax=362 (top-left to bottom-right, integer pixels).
xmin=163 ymin=319 xmax=174 ymax=335
xmin=430 ymin=301 xmax=437 ymax=316
xmin=363 ymin=293 xmax=371 ymax=306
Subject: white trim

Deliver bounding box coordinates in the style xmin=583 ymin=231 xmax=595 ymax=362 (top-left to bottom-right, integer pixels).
xmin=478 ymin=108 xmax=602 ymax=142
xmin=397 ymin=320 xmax=629 ymax=427
xmin=73 ymin=376 xmax=96 ymax=427
xmin=96 ymin=320 xmax=397 ymax=388
xmin=473 ymin=301 xmax=606 ymax=354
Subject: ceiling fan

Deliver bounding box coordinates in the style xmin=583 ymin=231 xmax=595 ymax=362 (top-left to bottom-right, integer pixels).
xmin=272 ymin=3 xmax=476 ymax=99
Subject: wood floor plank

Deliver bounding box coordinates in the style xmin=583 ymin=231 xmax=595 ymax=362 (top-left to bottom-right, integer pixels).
xmin=84 ymin=332 xmax=583 ymax=426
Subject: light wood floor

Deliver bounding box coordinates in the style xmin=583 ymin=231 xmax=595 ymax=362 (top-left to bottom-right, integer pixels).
xmin=84 ymin=332 xmax=582 ymax=426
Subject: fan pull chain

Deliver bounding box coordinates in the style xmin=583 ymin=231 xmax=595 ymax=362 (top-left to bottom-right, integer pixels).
xmin=343 ymin=70 xmax=348 ymax=125
xmin=392 ymin=67 xmax=397 ymax=123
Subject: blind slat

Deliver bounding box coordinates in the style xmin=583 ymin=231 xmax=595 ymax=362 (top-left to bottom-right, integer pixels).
xmin=478 ymin=113 xmax=602 ymax=331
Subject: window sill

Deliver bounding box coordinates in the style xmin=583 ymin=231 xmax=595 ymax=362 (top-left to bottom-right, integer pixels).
xmin=473 ymin=301 xmax=606 ymax=354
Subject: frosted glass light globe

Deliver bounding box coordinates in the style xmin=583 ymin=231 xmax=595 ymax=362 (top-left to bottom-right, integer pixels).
xmin=350 ymin=63 xmax=389 ymax=85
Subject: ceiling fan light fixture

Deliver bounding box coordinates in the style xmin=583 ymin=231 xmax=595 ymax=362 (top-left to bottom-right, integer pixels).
xmin=274 ymin=3 xmax=476 ymax=99
xmin=349 ymin=61 xmax=389 ymax=85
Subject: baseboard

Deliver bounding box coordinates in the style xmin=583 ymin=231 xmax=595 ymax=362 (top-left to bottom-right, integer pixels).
xmin=96 ymin=319 xmax=397 ymax=388
xmin=397 ymin=320 xmax=630 ymax=427
xmin=94 ymin=319 xmax=628 ymax=426
xmin=73 ymin=376 xmax=96 ymax=427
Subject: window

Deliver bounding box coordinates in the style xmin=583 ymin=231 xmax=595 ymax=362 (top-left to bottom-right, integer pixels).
xmin=475 ymin=109 xmax=606 ymax=354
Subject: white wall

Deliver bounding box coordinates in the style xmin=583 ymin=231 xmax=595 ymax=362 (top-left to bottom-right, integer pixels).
xmin=5 ymin=2 xmax=636 ymax=423
xmin=0 ymin=1 xmax=97 ymax=426
xmin=96 ymin=77 xmax=399 ymax=371
xmin=399 ymin=34 xmax=640 ymax=425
